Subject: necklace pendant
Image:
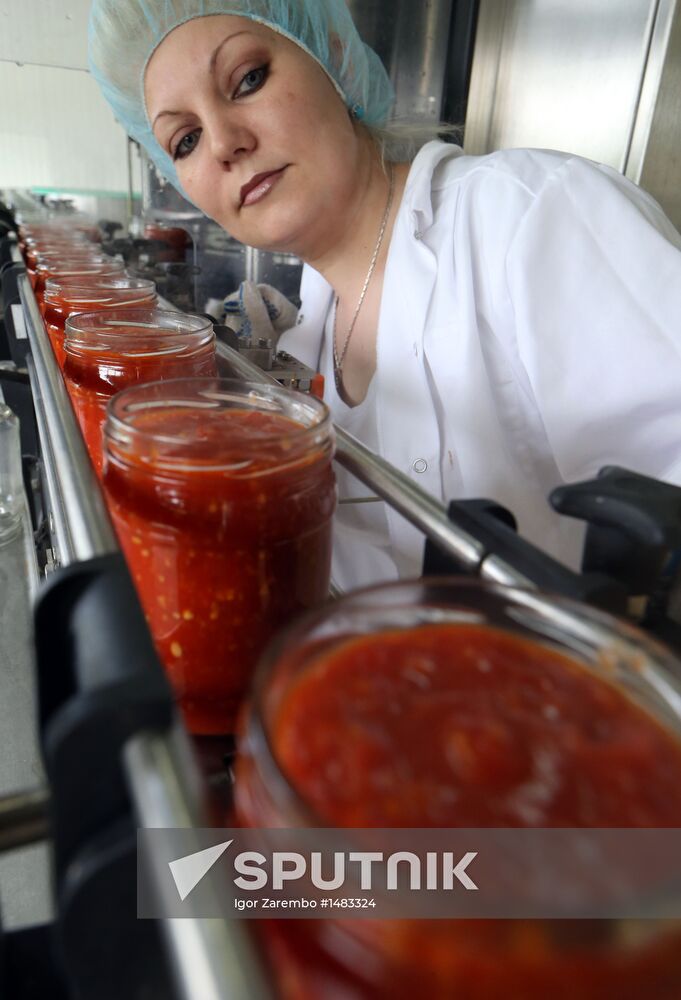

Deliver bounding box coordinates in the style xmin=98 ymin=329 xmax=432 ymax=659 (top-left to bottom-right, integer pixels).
xmin=330 ymin=164 xmax=395 ymax=400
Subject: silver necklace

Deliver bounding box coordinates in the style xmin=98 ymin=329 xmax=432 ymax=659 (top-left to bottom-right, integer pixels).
xmin=333 ymin=163 xmax=395 ymax=394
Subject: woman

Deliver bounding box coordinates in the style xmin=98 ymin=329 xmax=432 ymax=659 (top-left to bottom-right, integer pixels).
xmin=89 ymin=0 xmax=681 ymax=591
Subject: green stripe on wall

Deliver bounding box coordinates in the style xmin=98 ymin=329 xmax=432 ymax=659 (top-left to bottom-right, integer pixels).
xmin=30 ymin=187 xmax=141 ymax=200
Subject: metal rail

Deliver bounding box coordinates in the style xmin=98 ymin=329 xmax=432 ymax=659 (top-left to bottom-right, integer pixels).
xmin=18 ymin=273 xmax=117 ymax=565
xmin=25 ymin=354 xmax=74 ymax=566
xmin=215 ymin=341 xmax=533 ymax=587
xmin=0 ymin=787 xmax=51 ymax=853
xmin=124 ymin=730 xmax=273 ymax=1000
xmin=17 ymin=276 xmax=273 ymax=1000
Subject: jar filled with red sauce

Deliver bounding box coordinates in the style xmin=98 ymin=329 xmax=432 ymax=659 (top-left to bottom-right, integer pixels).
xmin=25 ymin=240 xmax=91 ymax=281
xmin=34 ymin=258 xmax=125 ymax=309
xmin=19 ymin=225 xmax=55 ymax=254
xmin=34 ymin=246 xmax=101 ymax=267
xmin=44 ymin=277 xmax=157 ymax=369
xmin=234 ymin=580 xmax=681 ymax=1000
xmin=103 ymin=377 xmax=336 ymax=735
xmin=20 ymin=224 xmax=91 ymax=261
xmin=64 ymin=308 xmax=216 ymax=474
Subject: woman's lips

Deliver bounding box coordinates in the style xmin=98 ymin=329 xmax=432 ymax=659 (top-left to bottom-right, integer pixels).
xmin=240 ymin=167 xmax=287 ymax=207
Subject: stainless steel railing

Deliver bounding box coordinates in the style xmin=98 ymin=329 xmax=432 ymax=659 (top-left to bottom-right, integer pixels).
xmin=19 ymin=278 xmax=116 ymax=565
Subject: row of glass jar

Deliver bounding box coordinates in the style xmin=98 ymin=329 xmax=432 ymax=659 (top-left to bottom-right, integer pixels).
xmin=20 ymin=220 xmax=337 ymax=737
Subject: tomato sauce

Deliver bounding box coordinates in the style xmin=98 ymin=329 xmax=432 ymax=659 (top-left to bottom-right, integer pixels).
xmin=35 ymin=259 xmax=124 ymax=309
xmin=235 ymin=618 xmax=681 ymax=999
xmin=64 ymin=312 xmax=216 ymax=474
xmin=271 ymin=624 xmax=681 ymax=828
xmin=26 ymin=241 xmax=91 ymax=282
xmin=103 ymin=386 xmax=335 ymax=734
xmin=44 ymin=279 xmax=157 ymax=369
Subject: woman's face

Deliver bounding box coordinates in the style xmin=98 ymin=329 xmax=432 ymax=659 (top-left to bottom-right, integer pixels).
xmin=145 ymin=15 xmax=367 ymax=258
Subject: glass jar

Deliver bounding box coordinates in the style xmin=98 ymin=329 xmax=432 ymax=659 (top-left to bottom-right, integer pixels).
xmin=64 ymin=308 xmax=216 ymax=474
xmin=26 ymin=239 xmax=90 ymax=280
xmin=20 ymin=224 xmax=88 ymax=262
xmin=103 ymin=378 xmax=336 ymax=735
xmin=34 ymin=258 xmax=125 ymax=309
xmin=45 ymin=277 xmax=157 ymax=369
xmin=234 ymin=579 xmax=681 ymax=1000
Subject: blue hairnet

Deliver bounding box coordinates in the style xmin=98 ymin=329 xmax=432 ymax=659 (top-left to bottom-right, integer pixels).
xmin=88 ymin=0 xmax=395 ymax=191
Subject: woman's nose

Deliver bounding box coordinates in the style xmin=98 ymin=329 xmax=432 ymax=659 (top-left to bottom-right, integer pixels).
xmin=204 ymin=110 xmax=256 ymax=166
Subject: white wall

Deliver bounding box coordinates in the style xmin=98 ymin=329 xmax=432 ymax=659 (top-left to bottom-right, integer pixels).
xmin=0 ymin=0 xmax=138 ymax=194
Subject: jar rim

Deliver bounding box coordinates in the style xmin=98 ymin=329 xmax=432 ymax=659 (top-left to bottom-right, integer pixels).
xmin=36 ymin=253 xmax=115 ymax=269
xmin=104 ymin=376 xmax=333 ymax=473
xmin=29 ymin=242 xmax=89 ymax=253
xmin=39 ymin=261 xmax=125 ymax=278
xmin=45 ymin=276 xmax=156 ymax=303
xmin=64 ymin=308 xmax=214 ymax=359
xmin=243 ymin=577 xmax=681 ymax=829
xmin=24 ymin=234 xmax=88 ymax=245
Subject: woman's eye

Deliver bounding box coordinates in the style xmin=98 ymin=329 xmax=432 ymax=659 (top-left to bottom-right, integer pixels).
xmin=173 ymin=129 xmax=201 ymax=161
xmin=234 ymin=64 xmax=268 ymax=98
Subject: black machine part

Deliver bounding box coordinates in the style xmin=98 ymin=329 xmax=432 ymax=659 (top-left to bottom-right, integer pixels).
xmin=423 ymin=497 xmax=628 ymax=612
xmin=551 ymin=466 xmax=681 ymax=648
xmin=31 ymin=554 xmax=177 ymax=999
xmin=551 ymin=465 xmax=681 ymax=595
xmin=425 ymin=467 xmax=681 ymax=648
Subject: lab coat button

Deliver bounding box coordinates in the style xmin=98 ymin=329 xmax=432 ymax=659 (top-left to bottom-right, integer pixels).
xmin=412 ymin=458 xmax=428 ymax=473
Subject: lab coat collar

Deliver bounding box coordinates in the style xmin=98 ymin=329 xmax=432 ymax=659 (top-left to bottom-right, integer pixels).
xmin=402 ymin=140 xmax=465 ymax=238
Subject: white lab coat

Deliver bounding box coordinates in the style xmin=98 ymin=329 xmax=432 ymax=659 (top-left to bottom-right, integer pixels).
xmin=278 ymin=141 xmax=681 ymax=590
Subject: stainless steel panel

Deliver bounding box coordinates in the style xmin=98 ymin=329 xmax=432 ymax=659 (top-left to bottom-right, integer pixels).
xmin=465 ymin=0 xmax=658 ymax=171
xmin=629 ymin=0 xmax=681 ymax=227
xmin=349 ymin=0 xmax=454 ymax=121
xmin=626 ymin=0 xmax=677 ymax=182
